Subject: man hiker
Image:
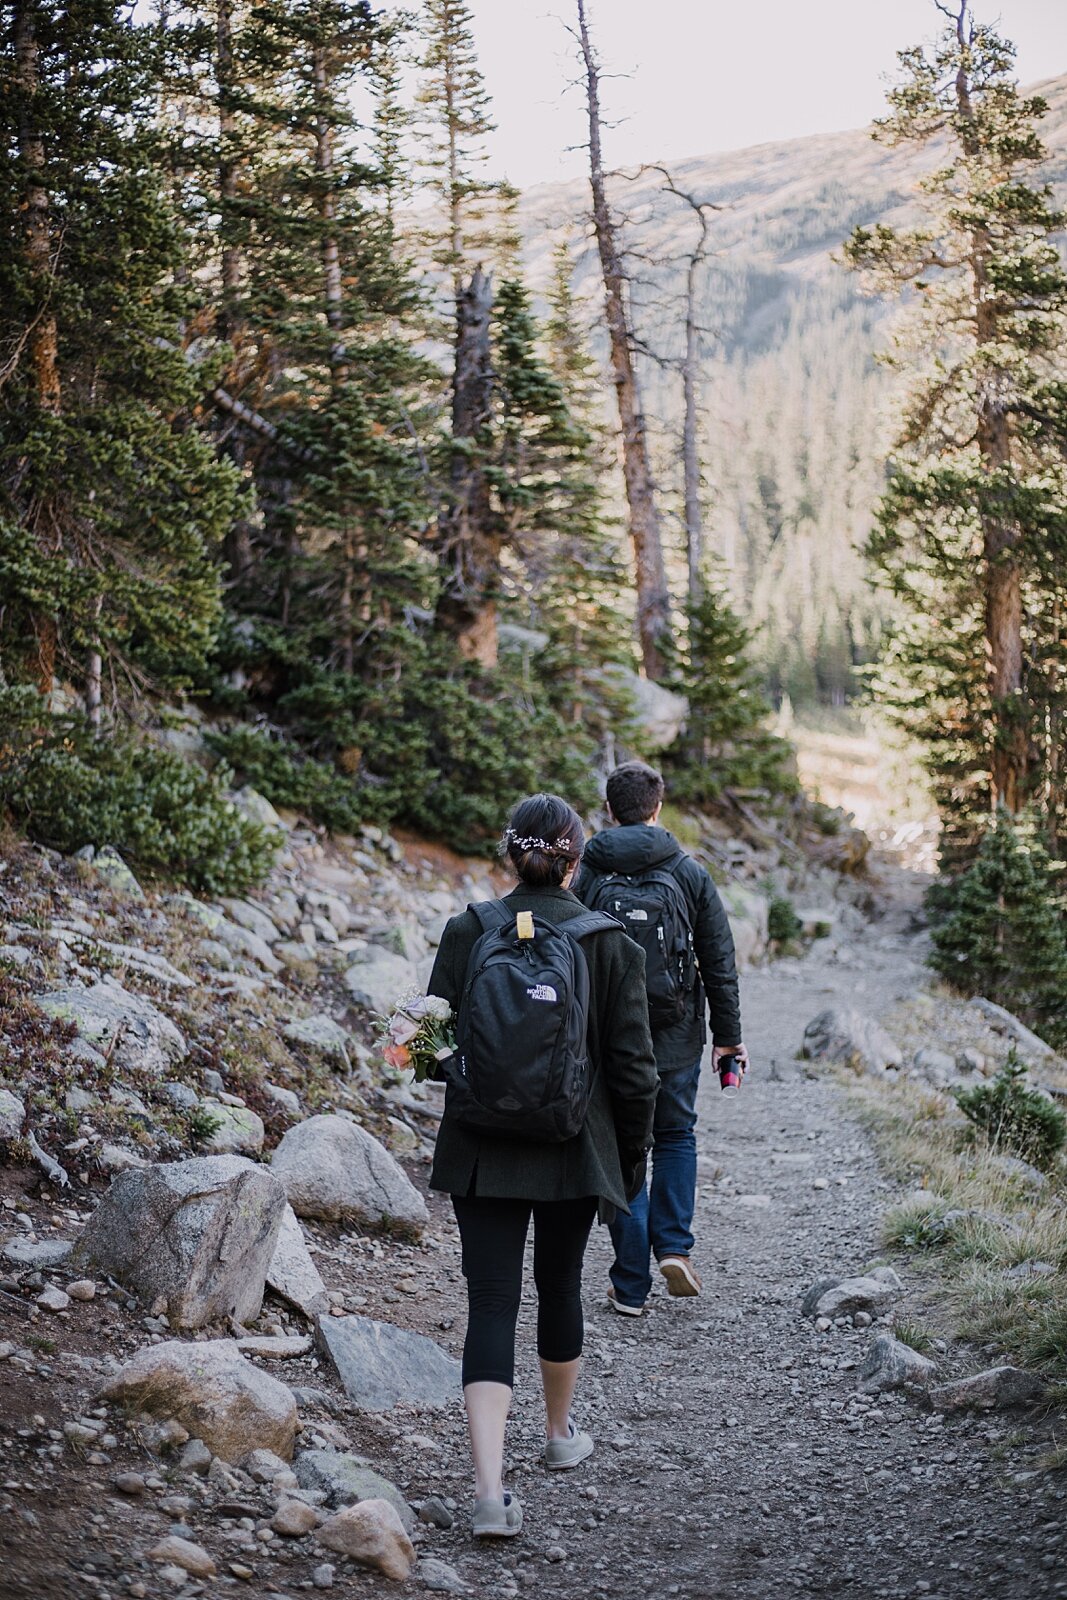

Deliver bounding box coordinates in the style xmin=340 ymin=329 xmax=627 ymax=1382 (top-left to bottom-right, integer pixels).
xmin=575 ymin=760 xmax=746 ymax=1313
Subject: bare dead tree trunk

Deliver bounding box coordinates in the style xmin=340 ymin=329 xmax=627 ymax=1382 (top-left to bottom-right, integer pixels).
xmin=86 ymin=595 xmax=102 ymax=731
xmin=575 ymin=0 xmax=670 ymax=679
xmin=435 ymin=267 xmax=498 ymax=666
xmin=953 ymin=0 xmax=1027 ymax=813
xmin=14 ymin=0 xmax=60 ymax=694
xmin=216 ymin=0 xmax=242 ymax=326
xmin=312 ymin=43 xmax=347 ymax=381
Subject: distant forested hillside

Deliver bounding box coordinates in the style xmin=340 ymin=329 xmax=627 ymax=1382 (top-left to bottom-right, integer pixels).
xmin=513 ymin=73 xmax=1067 ymax=706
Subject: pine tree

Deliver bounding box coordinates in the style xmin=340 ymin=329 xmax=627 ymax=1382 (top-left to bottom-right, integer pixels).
xmin=667 ymin=578 xmax=795 ymax=804
xmin=930 ymin=810 xmax=1067 ymax=1050
xmin=843 ymin=0 xmax=1067 ymax=863
xmin=0 ymin=0 xmax=243 ymax=716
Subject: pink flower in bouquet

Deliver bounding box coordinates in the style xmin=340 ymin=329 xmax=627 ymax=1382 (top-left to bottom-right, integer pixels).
xmin=388 ymin=1012 xmax=421 ymax=1047
xmin=383 ymin=1043 xmax=411 ymax=1070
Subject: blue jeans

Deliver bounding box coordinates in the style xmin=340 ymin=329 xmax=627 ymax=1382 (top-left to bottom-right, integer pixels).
xmin=609 ymin=1057 xmax=701 ymax=1308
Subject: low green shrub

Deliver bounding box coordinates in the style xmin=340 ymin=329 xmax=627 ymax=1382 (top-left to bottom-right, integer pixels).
xmin=0 ymin=687 xmax=274 ymax=893
xmin=768 ymin=895 xmax=802 ymax=943
xmin=954 ymin=1052 xmax=1067 ymax=1172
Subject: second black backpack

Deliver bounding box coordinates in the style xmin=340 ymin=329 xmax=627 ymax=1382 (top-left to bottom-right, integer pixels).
xmin=440 ymin=900 xmax=619 ymax=1142
xmin=583 ymin=857 xmax=696 ymax=1031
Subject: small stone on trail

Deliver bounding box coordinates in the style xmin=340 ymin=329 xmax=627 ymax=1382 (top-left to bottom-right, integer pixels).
xmin=316 ymin=1498 xmax=416 ymax=1580
xmin=419 ymin=1557 xmax=468 ymax=1593
xmin=147 ymin=1535 xmax=217 ymax=1578
xmin=859 ymin=1333 xmax=937 ymax=1393
xmin=812 ymin=1178 xmax=829 ymax=1191
xmin=178 ymin=1438 xmax=212 ymax=1476
xmin=313 ymin=1565 xmax=336 ymax=1590
xmin=66 ymin=1279 xmax=96 ymax=1301
xmin=272 ymin=1499 xmax=321 ymax=1536
xmin=418 ymin=1496 xmax=454 ymax=1529
xmin=240 ymin=1447 xmax=291 ymax=1482
xmin=36 ymin=1285 xmax=70 ymax=1312
xmin=112 ymin=1472 xmax=146 ymax=1496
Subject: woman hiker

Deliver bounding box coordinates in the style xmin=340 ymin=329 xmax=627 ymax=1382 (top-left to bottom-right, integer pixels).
xmin=427 ymin=792 xmax=658 ymax=1539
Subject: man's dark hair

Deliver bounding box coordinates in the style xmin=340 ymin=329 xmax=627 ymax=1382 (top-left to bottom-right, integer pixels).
xmin=606 ymin=761 xmax=666 ymax=826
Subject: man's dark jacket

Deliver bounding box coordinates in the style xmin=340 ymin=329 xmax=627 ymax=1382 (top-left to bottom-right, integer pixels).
xmin=575 ymin=824 xmax=741 ymax=1066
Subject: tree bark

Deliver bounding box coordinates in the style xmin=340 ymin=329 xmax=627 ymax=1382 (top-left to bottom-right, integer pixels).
xmin=575 ymin=0 xmax=670 ymax=679
xmin=954 ymin=0 xmax=1027 ymax=812
xmin=435 ymin=267 xmax=498 ymax=666
xmin=216 ymin=0 xmax=242 ymax=325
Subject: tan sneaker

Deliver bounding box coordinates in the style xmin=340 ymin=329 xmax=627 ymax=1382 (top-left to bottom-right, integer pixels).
xmin=659 ymin=1256 xmax=702 ymax=1297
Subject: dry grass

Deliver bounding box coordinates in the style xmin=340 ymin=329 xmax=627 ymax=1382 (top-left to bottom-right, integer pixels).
xmin=848 ymin=1069 xmax=1067 ymax=1385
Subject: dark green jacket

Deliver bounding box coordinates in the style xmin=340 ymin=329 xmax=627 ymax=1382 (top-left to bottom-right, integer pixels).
xmin=427 ymin=884 xmax=658 ymax=1215
xmin=574 ymin=824 xmax=742 ymax=1066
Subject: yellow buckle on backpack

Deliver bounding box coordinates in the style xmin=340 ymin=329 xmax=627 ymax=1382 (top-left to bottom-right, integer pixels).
xmin=515 ymin=911 xmax=535 ymax=940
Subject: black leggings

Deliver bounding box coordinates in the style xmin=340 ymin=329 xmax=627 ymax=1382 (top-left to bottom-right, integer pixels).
xmin=451 ymin=1194 xmax=599 ymax=1387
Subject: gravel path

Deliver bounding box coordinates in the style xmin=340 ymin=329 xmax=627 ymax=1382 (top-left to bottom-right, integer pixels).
xmin=3 ymin=883 xmax=1064 ymax=1600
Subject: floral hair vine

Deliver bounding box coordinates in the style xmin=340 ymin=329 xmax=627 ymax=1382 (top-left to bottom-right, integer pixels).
xmin=503 ymin=827 xmax=574 ymax=853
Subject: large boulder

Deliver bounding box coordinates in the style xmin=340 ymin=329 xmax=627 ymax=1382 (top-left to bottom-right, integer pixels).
xmin=929 ymin=1366 xmax=1048 ymax=1413
xmin=801 ymin=1008 xmax=903 ymax=1075
xmin=271 ymin=1115 xmax=427 ymax=1232
xmin=74 ymin=1155 xmax=286 ymax=1329
xmin=317 ymin=1312 xmax=459 ymax=1412
xmin=609 ymin=669 xmax=688 ymax=750
xmin=344 ymin=949 xmax=418 ymax=1017
xmin=720 ymin=882 xmax=770 ymax=970
xmin=267 ymin=1203 xmax=330 ymax=1319
xmin=98 ymin=1339 xmax=298 ymax=1462
xmin=36 ymin=978 xmax=186 ymax=1074
xmin=315 ymin=1499 xmax=415 ymax=1581
xmin=294 ymin=1450 xmax=414 ymax=1529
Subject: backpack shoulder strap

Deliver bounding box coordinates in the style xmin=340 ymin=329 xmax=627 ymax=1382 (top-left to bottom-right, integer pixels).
xmin=468 ymin=899 xmax=515 ymax=935
xmin=563 ymin=910 xmax=624 ymax=942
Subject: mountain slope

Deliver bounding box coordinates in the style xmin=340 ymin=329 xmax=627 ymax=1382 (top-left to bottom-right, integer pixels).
xmin=515 ymin=75 xmax=1067 ymax=705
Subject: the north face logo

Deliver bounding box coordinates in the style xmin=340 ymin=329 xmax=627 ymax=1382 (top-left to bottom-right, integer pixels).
xmin=526 ymin=983 xmax=558 ymax=1003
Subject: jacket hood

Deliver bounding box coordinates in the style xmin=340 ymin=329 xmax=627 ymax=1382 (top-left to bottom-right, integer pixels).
xmin=582 ymin=824 xmax=681 ymax=875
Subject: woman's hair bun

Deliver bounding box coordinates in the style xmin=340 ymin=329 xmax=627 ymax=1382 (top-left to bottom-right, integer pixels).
xmin=501 ymin=794 xmax=585 ymax=888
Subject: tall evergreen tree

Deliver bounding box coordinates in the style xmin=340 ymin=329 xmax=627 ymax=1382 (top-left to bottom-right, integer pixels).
xmin=0 ymin=0 xmax=243 ymax=715
xmin=843 ymin=0 xmax=1067 ymax=862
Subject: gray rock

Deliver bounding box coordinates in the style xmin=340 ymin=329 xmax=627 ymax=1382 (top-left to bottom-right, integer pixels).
xmin=968 ymin=997 xmax=1058 ymax=1062
xmin=64 ymin=1085 xmax=99 ymax=1114
xmin=419 ymin=1558 xmax=468 ymax=1593
xmin=264 ymin=1082 xmax=301 ymax=1116
xmin=98 ymin=1339 xmax=298 ymax=1462
xmin=273 ymin=1498 xmax=321 ymax=1536
xmin=799 ymin=1275 xmax=843 ymax=1318
xmin=271 ymin=1115 xmax=427 ymax=1231
xmin=802 ymin=1008 xmax=903 ymax=1075
xmin=913 ymin=1046 xmax=957 ymax=1087
xmin=234 ymin=1334 xmax=311 ymax=1359
xmin=859 ymin=1333 xmax=938 ymax=1393
xmin=612 ymin=668 xmax=687 ymax=749
xmin=89 ymin=846 xmax=144 ymax=901
xmin=417 ymin=1497 xmax=454 ymax=1530
xmin=219 ymin=897 xmax=281 ymax=945
xmin=806 ymin=1270 xmax=902 ymax=1320
xmin=720 ymin=883 xmax=770 ymax=971
xmin=343 ymin=948 xmax=418 ymax=1017
xmin=231 ymin=786 xmax=285 ymax=835
xmin=266 ymin=1204 xmax=329 ymax=1319
xmin=929 ymin=1365 xmax=1048 ymax=1412
xmin=73 ymin=1155 xmax=286 ymax=1329
xmin=275 ymin=940 xmax=320 ymax=970
xmin=97 ymin=1142 xmax=150 ymax=1173
xmin=36 ymin=1284 xmax=70 ymax=1311
xmin=241 ymin=1447 xmax=293 ymax=1483
xmin=0 ymin=944 xmax=33 ymax=969
xmin=294 ymin=1450 xmax=414 ymax=1530
xmin=36 ymin=978 xmax=186 ymax=1074
xmin=146 ymin=1535 xmax=216 ymax=1579
xmin=313 ymin=1564 xmax=336 ymax=1590
xmin=317 ymin=1312 xmax=459 ymax=1413
xmin=955 ymin=1047 xmax=986 ymax=1074
xmin=284 ymin=1016 xmax=351 ymax=1063
xmin=161 ymin=1082 xmax=200 ymax=1111
xmin=178 ymin=1438 xmax=212 ymax=1475
xmin=215 ymin=918 xmax=282 ymax=974
xmin=988 ymin=1153 xmax=1046 ymax=1191
xmin=2 ymin=1237 xmax=73 ymax=1269
xmin=199 ymin=1101 xmax=265 ymax=1157
xmin=0 ymin=1089 xmax=25 ymax=1141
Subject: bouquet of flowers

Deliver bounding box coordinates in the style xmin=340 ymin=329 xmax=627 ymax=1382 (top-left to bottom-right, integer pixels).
xmin=379 ymin=991 xmax=456 ymax=1083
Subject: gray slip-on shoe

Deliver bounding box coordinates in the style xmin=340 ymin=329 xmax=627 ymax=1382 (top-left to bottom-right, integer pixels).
xmin=472 ymin=1491 xmax=523 ymax=1538
xmin=544 ymin=1420 xmax=594 ymax=1471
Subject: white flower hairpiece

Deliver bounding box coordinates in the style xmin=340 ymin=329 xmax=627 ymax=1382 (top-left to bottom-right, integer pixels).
xmin=504 ymin=828 xmax=574 ymax=853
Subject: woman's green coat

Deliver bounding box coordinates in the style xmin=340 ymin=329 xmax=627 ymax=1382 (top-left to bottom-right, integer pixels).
xmin=427 ymin=884 xmax=658 ymax=1215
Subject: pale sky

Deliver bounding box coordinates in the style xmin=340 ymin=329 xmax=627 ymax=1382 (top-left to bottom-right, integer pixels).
xmin=392 ymin=0 xmax=1067 ymax=189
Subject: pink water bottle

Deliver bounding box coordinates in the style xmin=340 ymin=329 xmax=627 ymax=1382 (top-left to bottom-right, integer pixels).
xmin=718 ymin=1049 xmax=745 ymax=1097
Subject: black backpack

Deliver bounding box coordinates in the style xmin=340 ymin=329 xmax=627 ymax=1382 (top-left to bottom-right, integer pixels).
xmin=583 ymin=856 xmax=696 ymax=1031
xmin=440 ymin=900 xmax=619 ymax=1142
